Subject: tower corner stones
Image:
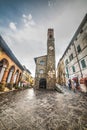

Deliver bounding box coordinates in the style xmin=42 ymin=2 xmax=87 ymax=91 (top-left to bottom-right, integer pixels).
xmin=34 ymin=28 xmax=56 ymax=90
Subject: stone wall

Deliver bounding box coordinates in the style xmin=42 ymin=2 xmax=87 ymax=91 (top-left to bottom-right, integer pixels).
xmin=35 ymin=55 xmax=47 ymax=89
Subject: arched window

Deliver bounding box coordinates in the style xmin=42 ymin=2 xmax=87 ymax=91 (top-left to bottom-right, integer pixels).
xmin=49 ymin=34 xmax=52 ymax=38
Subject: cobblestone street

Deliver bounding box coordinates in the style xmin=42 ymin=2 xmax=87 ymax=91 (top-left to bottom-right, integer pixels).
xmin=0 ymin=87 xmax=87 ymax=130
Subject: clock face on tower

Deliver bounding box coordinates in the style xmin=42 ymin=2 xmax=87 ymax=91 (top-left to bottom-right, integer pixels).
xmin=49 ymin=46 xmax=54 ymax=50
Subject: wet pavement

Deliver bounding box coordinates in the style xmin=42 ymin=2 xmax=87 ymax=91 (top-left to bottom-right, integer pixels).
xmin=0 ymin=87 xmax=87 ymax=130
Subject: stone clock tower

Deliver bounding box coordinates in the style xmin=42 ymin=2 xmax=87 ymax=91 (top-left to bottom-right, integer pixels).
xmin=47 ymin=28 xmax=56 ymax=89
xmin=34 ymin=28 xmax=56 ymax=90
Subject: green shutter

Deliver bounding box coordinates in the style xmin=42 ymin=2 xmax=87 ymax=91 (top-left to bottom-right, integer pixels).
xmin=81 ymin=59 xmax=86 ymax=68
xmin=72 ymin=66 xmax=75 ymax=72
xmin=69 ymin=54 xmax=73 ymax=61
xmin=65 ymin=59 xmax=68 ymax=65
xmin=66 ymin=67 xmax=68 ymax=73
xmin=77 ymin=45 xmax=81 ymax=53
xmin=66 ymin=67 xmax=69 ymax=78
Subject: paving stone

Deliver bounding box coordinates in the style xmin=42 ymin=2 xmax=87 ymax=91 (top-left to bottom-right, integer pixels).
xmin=1 ymin=115 xmax=19 ymax=130
xmin=0 ymin=87 xmax=87 ymax=130
xmin=0 ymin=121 xmax=6 ymax=130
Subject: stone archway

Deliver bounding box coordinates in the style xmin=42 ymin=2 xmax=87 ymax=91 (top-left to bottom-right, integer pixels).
xmin=39 ymin=78 xmax=46 ymax=89
xmin=6 ymin=66 xmax=15 ymax=83
xmin=0 ymin=58 xmax=9 ymax=82
xmin=13 ymin=69 xmax=19 ymax=84
xmin=18 ymin=72 xmax=22 ymax=86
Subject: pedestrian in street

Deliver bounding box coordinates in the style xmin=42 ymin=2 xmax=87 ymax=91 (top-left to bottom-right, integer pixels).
xmin=76 ymin=78 xmax=81 ymax=91
xmin=84 ymin=78 xmax=87 ymax=93
xmin=68 ymin=79 xmax=72 ymax=90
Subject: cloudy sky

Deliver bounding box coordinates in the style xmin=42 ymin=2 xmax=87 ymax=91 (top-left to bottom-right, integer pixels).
xmin=0 ymin=0 xmax=87 ymax=77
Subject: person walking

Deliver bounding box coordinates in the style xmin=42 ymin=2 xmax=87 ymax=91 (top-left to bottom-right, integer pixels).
xmin=73 ymin=80 xmax=77 ymax=92
xmin=68 ymin=79 xmax=72 ymax=90
xmin=84 ymin=78 xmax=87 ymax=93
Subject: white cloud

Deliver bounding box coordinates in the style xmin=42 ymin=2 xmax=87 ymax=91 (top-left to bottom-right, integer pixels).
xmin=22 ymin=14 xmax=32 ymax=20
xmin=48 ymin=0 xmax=54 ymax=7
xmin=2 ymin=19 xmax=46 ymax=76
xmin=9 ymin=22 xmax=17 ymax=31
xmin=22 ymin=14 xmax=26 ymax=18
xmin=28 ymin=14 xmax=32 ymax=20
xmin=22 ymin=13 xmax=36 ymax=27
xmin=48 ymin=1 xmax=51 ymax=7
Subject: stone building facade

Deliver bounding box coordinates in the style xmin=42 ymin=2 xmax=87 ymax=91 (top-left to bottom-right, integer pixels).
xmin=57 ymin=14 xmax=87 ymax=92
xmin=0 ymin=35 xmax=24 ymax=90
xmin=56 ymin=58 xmax=66 ymax=85
xmin=22 ymin=65 xmax=34 ymax=86
xmin=34 ymin=29 xmax=56 ymax=89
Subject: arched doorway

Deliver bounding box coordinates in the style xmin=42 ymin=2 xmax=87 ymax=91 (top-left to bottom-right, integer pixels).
xmin=39 ymin=78 xmax=46 ymax=89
